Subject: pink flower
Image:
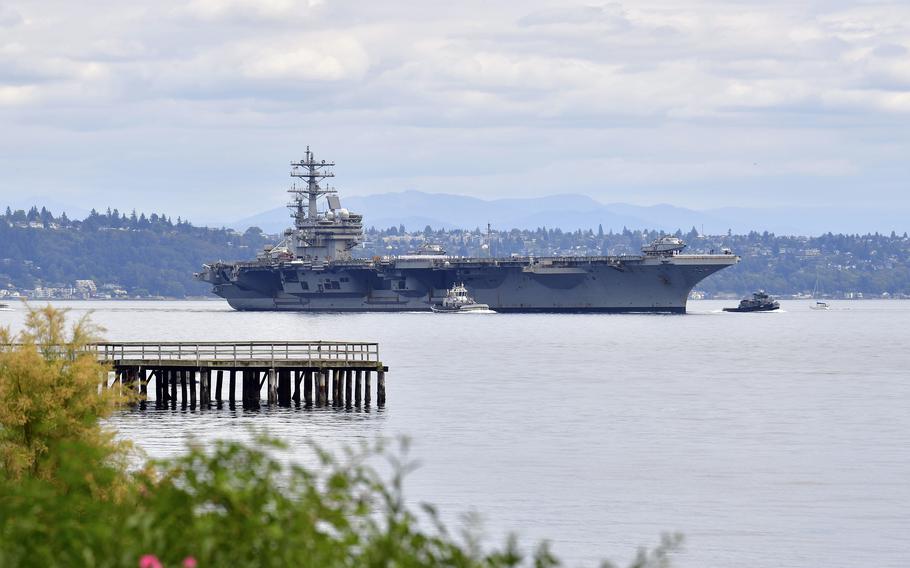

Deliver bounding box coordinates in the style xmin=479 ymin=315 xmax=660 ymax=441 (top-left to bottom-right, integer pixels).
xmin=139 ymin=555 xmax=163 ymax=568
xmin=182 ymin=557 xmax=198 ymax=568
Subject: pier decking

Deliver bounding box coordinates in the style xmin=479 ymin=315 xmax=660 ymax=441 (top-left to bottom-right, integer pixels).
xmin=97 ymin=341 xmax=387 ymax=409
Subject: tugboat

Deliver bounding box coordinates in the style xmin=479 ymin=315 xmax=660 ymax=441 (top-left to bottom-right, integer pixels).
xmin=723 ymin=290 xmax=780 ymax=313
xmin=431 ymin=283 xmax=491 ymax=313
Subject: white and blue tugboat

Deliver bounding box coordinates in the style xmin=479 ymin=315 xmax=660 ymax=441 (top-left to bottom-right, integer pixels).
xmin=431 ymin=283 xmax=491 ymax=313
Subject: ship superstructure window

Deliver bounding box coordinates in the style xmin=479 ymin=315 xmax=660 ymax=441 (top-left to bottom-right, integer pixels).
xmin=330 ymin=281 xmax=340 ymax=290
xmin=301 ymin=282 xmax=309 ymax=290
xmin=397 ymin=280 xmax=406 ymax=290
xmin=340 ymin=277 xmax=349 ymax=283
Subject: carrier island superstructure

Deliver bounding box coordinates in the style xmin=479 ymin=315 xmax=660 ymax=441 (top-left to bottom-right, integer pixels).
xmin=194 ymin=148 xmax=740 ymax=312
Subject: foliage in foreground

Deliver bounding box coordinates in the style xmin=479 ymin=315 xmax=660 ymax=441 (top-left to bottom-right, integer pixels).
xmin=0 ymin=306 xmax=681 ymax=567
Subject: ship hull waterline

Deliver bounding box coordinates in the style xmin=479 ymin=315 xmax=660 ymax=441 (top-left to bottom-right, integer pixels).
xmin=202 ymin=255 xmax=737 ymax=314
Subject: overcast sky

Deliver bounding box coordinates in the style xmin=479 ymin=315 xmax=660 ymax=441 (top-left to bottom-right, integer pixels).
xmin=1 ymin=0 xmax=908 ymax=223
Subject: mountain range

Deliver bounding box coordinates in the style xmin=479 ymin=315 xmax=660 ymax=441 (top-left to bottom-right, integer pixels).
xmin=227 ymin=191 xmax=905 ymax=236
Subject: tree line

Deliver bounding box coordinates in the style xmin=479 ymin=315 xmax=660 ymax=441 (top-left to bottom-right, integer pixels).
xmin=1 ymin=206 xmax=269 ymax=297
xmin=3 ymin=205 xmax=910 ymax=297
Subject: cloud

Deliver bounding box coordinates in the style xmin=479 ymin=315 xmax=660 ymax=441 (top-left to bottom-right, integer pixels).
xmin=0 ymin=0 xmax=908 ymax=222
xmin=0 ymin=85 xmax=36 ymax=105
xmin=518 ymin=3 xmax=632 ymax=29
xmin=0 ymin=6 xmax=23 ymax=27
xmin=184 ymin=0 xmax=324 ymax=22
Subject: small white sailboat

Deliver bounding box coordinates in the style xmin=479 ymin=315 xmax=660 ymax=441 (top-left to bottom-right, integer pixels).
xmin=810 ymin=269 xmax=830 ymax=310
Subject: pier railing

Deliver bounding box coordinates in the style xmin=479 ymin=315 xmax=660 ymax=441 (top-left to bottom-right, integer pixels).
xmin=93 ymin=341 xmax=380 ymax=365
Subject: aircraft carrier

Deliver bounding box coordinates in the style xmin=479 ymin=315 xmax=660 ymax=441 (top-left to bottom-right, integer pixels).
xmin=194 ymin=148 xmax=740 ymax=312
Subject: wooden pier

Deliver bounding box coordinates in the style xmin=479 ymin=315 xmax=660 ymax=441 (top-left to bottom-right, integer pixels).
xmin=95 ymin=341 xmax=387 ymax=410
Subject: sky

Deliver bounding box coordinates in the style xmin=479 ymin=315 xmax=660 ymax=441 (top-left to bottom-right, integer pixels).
xmin=1 ymin=0 xmax=909 ymax=226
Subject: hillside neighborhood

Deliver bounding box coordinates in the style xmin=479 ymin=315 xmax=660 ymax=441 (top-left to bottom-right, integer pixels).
xmin=3 ymin=206 xmax=910 ymax=300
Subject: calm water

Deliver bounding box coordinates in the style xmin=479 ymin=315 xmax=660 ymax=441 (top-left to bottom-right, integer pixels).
xmin=2 ymin=300 xmax=909 ymax=567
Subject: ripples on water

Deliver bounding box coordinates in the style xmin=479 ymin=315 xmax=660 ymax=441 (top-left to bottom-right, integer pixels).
xmin=2 ymin=300 xmax=909 ymax=568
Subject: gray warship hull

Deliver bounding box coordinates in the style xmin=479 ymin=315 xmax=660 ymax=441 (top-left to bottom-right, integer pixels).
xmin=194 ymin=147 xmax=739 ymax=312
xmin=198 ymin=254 xmax=738 ymax=313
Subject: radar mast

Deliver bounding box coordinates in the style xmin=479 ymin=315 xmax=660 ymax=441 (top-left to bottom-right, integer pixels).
xmin=289 ymin=146 xmax=335 ymax=224
xmin=282 ymin=147 xmax=363 ymax=262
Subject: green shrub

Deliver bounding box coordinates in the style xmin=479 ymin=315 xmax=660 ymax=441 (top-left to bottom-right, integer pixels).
xmin=0 ymin=306 xmax=681 ymax=567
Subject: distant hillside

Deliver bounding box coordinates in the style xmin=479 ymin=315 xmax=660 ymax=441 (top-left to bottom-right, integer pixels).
xmin=0 ymin=206 xmax=269 ymax=297
xmin=3 ymin=204 xmax=909 ymax=299
xmin=230 ymin=190 xmax=908 ymax=236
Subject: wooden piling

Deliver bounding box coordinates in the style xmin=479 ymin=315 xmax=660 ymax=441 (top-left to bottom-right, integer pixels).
xmin=377 ymin=371 xmax=385 ymax=406
xmin=198 ymin=370 xmax=205 ymax=409
xmin=267 ymin=369 xmax=277 ymax=406
xmin=189 ymin=370 xmax=198 ymax=409
xmin=355 ymin=370 xmax=362 ymax=407
xmin=243 ymin=370 xmax=259 ymax=409
xmin=170 ymin=370 xmax=178 ymax=406
xmin=179 ymin=371 xmax=188 ymax=407
xmin=339 ymin=370 xmax=346 ymax=406
xmin=304 ymin=371 xmax=313 ymax=407
xmin=229 ymin=370 xmax=236 ymax=406
xmin=339 ymin=370 xmax=347 ymax=407
xmin=137 ymin=368 xmax=147 ymax=401
xmin=215 ymin=370 xmax=223 ymax=405
xmin=253 ymin=369 xmax=261 ymax=408
xmin=324 ymin=370 xmax=330 ymax=406
xmin=200 ymin=369 xmax=210 ymax=409
xmin=278 ymin=369 xmax=291 ymax=407
xmin=345 ymin=370 xmax=352 ymax=408
xmin=364 ymin=371 xmax=371 ymax=406
xmin=206 ymin=370 xmax=212 ymax=408
xmin=292 ymin=371 xmax=301 ymax=405
xmin=161 ymin=370 xmax=169 ymax=405
xmin=320 ymin=371 xmax=328 ymax=406
xmin=242 ymin=370 xmax=250 ymax=408
xmin=254 ymin=370 xmax=263 ymax=408
xmin=125 ymin=367 xmax=136 ymax=397
xmin=154 ymin=370 xmax=163 ymax=407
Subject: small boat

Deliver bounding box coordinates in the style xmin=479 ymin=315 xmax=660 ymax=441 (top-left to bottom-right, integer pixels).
xmin=0 ymin=303 xmax=12 ymax=312
xmin=723 ymin=290 xmax=780 ymax=313
xmin=432 ymin=283 xmax=491 ymax=313
xmin=810 ymin=269 xmax=830 ymax=310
